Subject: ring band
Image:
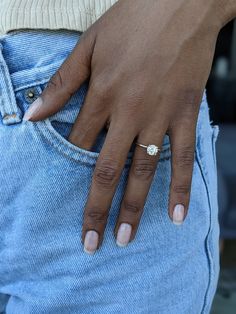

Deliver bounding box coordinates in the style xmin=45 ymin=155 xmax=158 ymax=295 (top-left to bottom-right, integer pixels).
xmin=135 ymin=143 xmax=161 ymax=156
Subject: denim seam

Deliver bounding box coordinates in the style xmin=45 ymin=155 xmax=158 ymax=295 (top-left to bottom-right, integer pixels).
xmin=196 ymin=137 xmax=215 ymax=314
xmin=14 ymin=77 xmax=51 ymax=93
xmin=11 ymin=60 xmax=65 ymax=92
xmin=0 ymin=61 xmax=21 ymax=122
xmin=34 ymin=120 xmax=103 ymax=166
xmin=211 ymin=125 xmax=219 ymax=168
xmin=34 ymin=122 xmax=99 ymax=168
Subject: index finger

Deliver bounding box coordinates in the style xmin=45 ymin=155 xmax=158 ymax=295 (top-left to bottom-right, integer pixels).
xmin=23 ymin=31 xmax=96 ymax=121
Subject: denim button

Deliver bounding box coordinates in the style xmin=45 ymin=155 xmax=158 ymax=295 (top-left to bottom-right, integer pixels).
xmin=28 ymin=91 xmax=34 ymax=98
xmin=24 ymin=87 xmax=39 ymax=103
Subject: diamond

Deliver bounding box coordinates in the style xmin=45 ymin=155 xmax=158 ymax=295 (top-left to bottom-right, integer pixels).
xmin=147 ymin=145 xmax=159 ymax=156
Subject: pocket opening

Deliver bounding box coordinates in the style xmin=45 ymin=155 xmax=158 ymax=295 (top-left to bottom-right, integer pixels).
xmin=20 ymin=82 xmax=172 ymax=166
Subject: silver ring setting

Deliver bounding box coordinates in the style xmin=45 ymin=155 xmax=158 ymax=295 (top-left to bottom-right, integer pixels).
xmin=136 ymin=143 xmax=161 ymax=156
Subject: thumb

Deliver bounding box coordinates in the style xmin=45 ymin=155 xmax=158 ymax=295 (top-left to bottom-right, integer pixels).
xmin=23 ymin=31 xmax=96 ymax=121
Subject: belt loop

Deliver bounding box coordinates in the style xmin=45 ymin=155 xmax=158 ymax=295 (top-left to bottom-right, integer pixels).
xmin=0 ymin=42 xmax=22 ymax=125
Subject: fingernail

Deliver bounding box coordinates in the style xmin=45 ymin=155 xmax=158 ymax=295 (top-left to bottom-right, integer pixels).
xmin=23 ymin=97 xmax=43 ymax=121
xmin=116 ymin=223 xmax=132 ymax=247
xmin=173 ymin=204 xmax=185 ymax=225
xmin=84 ymin=230 xmax=99 ymax=255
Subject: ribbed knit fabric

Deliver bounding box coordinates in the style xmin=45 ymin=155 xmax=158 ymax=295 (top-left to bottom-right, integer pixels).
xmin=0 ymin=0 xmax=118 ymax=35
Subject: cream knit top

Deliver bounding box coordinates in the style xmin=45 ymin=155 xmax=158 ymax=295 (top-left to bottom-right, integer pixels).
xmin=0 ymin=0 xmax=118 ymax=35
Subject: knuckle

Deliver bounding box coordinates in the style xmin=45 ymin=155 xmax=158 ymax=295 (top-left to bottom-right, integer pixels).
xmin=90 ymin=78 xmax=111 ymax=101
xmin=172 ymin=183 xmax=191 ymax=195
xmin=47 ymin=70 xmax=63 ymax=90
xmin=123 ymin=93 xmax=145 ymax=113
xmin=94 ymin=160 xmax=120 ymax=189
xmin=88 ymin=100 xmax=107 ymax=117
xmin=132 ymin=158 xmax=156 ymax=180
xmin=176 ymin=88 xmax=201 ymax=107
xmin=86 ymin=209 xmax=107 ymax=224
xmin=46 ymin=68 xmax=73 ymax=97
xmin=175 ymin=146 xmax=195 ymax=168
xmin=123 ymin=200 xmax=142 ymax=214
xmin=126 ymin=92 xmax=145 ymax=107
xmin=168 ymin=88 xmax=201 ymax=122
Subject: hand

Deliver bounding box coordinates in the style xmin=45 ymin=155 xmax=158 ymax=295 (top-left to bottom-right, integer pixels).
xmin=23 ymin=0 xmax=225 ymax=254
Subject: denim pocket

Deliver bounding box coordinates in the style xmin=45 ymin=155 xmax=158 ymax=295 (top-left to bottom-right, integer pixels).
xmin=19 ymin=80 xmax=172 ymax=166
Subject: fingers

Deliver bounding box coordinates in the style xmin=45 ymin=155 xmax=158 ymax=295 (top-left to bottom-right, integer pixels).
xmin=23 ymin=31 xmax=96 ymax=121
xmin=82 ymin=121 xmax=136 ymax=254
xmin=67 ymin=86 xmax=109 ymax=150
xmin=168 ymin=120 xmax=197 ymax=226
xmin=114 ymin=130 xmax=165 ymax=246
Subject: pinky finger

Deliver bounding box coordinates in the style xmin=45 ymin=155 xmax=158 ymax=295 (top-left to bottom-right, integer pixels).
xmin=168 ymin=124 xmax=196 ymax=225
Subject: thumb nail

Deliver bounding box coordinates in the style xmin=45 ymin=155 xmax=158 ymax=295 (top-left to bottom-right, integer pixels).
xmin=23 ymin=97 xmax=43 ymax=121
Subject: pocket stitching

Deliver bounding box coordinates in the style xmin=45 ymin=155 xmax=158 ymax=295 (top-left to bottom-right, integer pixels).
xmin=24 ymin=84 xmax=172 ymax=166
xmin=35 ymin=118 xmax=172 ymax=166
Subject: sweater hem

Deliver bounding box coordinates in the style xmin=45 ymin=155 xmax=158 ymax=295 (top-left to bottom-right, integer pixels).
xmin=0 ymin=0 xmax=117 ymax=35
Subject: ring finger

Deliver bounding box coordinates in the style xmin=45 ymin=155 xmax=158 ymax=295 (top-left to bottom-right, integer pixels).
xmin=114 ymin=128 xmax=166 ymax=247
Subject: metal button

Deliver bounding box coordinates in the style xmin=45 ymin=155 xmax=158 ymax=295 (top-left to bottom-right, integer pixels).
xmin=24 ymin=88 xmax=39 ymax=103
xmin=28 ymin=91 xmax=35 ymax=98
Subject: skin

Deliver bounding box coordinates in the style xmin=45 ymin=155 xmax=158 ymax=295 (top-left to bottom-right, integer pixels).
xmin=23 ymin=0 xmax=236 ymax=253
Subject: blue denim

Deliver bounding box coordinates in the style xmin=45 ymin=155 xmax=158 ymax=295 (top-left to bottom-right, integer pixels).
xmin=0 ymin=29 xmax=220 ymax=314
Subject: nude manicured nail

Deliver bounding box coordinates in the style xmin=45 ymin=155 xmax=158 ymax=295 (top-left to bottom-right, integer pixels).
xmin=84 ymin=230 xmax=99 ymax=255
xmin=116 ymin=223 xmax=132 ymax=247
xmin=173 ymin=204 xmax=185 ymax=225
xmin=23 ymin=97 xmax=43 ymax=121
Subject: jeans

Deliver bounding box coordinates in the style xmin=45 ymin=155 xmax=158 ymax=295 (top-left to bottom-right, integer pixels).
xmin=0 ymin=29 xmax=220 ymax=314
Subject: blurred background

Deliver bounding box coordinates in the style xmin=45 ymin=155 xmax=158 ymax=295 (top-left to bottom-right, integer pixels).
xmin=207 ymin=18 xmax=236 ymax=314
